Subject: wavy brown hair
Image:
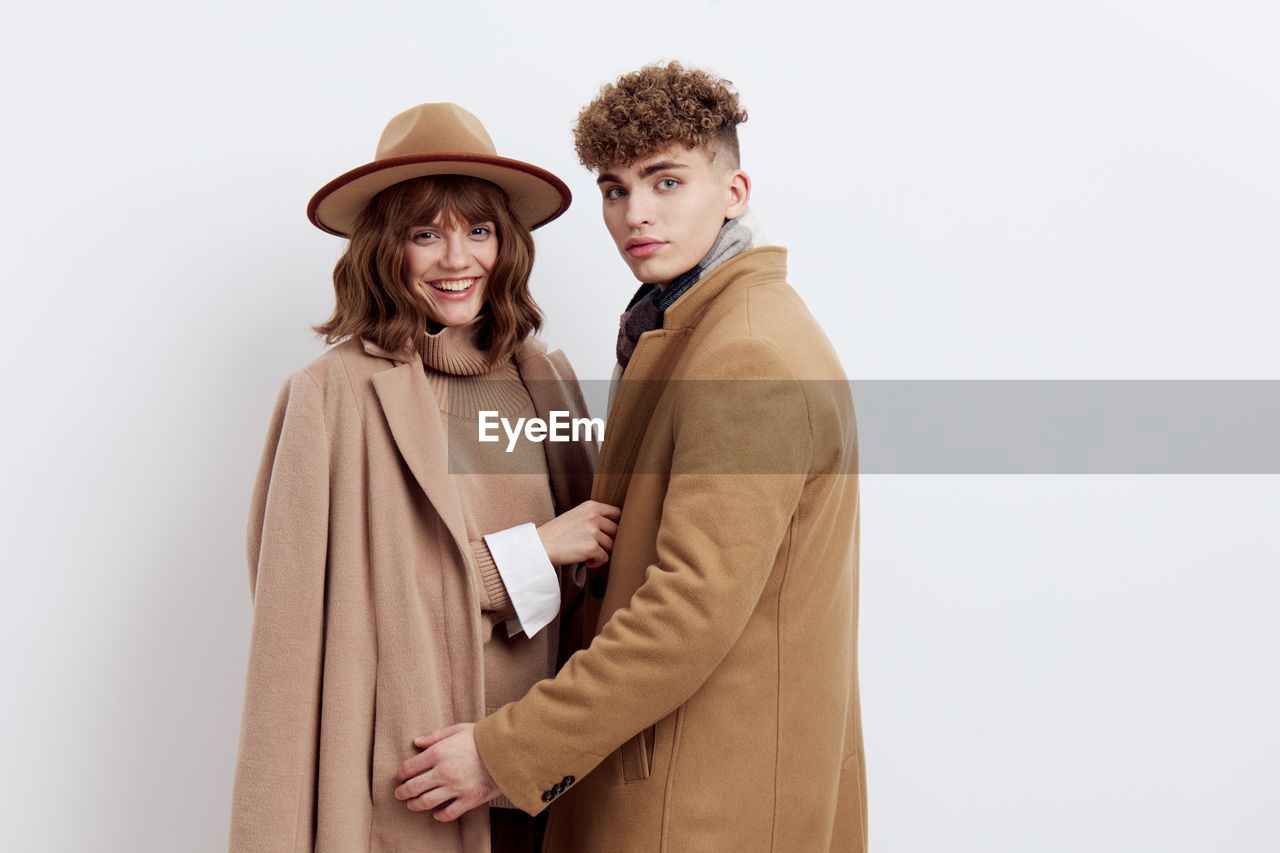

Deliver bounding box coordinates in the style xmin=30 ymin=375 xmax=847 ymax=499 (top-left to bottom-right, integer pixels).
xmin=314 ymin=175 xmax=541 ymax=366
xmin=573 ymin=61 xmax=749 ymax=171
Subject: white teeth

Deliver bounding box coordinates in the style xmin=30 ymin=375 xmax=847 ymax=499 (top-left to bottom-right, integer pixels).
xmin=430 ymin=278 xmax=475 ymax=292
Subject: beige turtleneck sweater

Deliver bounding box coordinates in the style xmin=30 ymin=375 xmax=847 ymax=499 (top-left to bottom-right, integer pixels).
xmin=421 ymin=320 xmax=560 ymax=808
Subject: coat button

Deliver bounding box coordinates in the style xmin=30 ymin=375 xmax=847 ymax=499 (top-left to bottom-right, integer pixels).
xmin=541 ymin=790 xmax=555 ymax=803
xmin=552 ymin=783 xmax=565 ymax=794
xmin=589 ymin=576 xmax=607 ymax=598
xmin=562 ymin=775 xmax=575 ymax=786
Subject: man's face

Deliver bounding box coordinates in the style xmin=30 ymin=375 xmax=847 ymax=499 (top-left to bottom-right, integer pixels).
xmin=596 ymin=143 xmax=750 ymax=287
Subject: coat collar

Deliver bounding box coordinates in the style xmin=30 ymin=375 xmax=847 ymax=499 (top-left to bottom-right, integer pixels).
xmin=593 ymin=246 xmax=789 ymax=507
xmin=360 ymin=337 xmax=414 ymax=363
xmin=660 ymin=245 xmax=787 ymax=330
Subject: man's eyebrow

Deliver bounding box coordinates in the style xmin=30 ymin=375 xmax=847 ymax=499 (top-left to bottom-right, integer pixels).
xmin=596 ymin=161 xmax=689 ymax=185
xmin=639 ymin=161 xmax=687 ymax=179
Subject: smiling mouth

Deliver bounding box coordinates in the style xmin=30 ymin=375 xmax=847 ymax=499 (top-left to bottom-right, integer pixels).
xmin=430 ymin=277 xmax=477 ymax=293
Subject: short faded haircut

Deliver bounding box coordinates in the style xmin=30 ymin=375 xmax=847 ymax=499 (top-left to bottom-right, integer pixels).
xmin=573 ymin=61 xmax=749 ymax=171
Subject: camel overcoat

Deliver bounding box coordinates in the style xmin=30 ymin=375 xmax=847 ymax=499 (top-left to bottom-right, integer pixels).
xmin=474 ymin=247 xmax=867 ymax=852
xmin=229 ymin=335 xmax=596 ymax=853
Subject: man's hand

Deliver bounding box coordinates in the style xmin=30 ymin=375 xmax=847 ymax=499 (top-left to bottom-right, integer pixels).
xmin=394 ymin=723 xmax=501 ymax=822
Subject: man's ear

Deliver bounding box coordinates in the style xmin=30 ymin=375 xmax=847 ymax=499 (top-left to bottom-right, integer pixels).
xmin=725 ymin=169 xmax=751 ymax=219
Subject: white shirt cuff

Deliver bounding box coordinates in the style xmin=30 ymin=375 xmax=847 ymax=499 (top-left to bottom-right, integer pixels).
xmin=483 ymin=523 xmax=560 ymax=638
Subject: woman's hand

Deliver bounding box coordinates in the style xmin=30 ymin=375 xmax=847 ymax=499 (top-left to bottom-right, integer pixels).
xmin=537 ymin=501 xmax=621 ymax=568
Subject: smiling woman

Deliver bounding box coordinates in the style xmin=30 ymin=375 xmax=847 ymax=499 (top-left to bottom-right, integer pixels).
xmin=315 ymin=174 xmax=538 ymax=365
xmin=403 ymin=213 xmax=495 ymax=329
xmin=229 ymin=103 xmax=620 ymax=853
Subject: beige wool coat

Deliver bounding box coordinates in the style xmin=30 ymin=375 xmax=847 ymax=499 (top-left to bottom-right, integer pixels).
xmin=229 ymin=335 xmax=596 ymax=853
xmin=474 ymin=247 xmax=867 ymax=852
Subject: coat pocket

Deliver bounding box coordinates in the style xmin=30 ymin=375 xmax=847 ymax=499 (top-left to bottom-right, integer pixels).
xmin=620 ymin=724 xmax=656 ymax=783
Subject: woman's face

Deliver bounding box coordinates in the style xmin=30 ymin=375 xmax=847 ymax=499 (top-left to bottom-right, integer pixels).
xmin=403 ymin=215 xmax=499 ymax=327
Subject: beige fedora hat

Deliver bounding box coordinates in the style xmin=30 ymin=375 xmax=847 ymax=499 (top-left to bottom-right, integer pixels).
xmin=307 ymin=102 xmax=571 ymax=237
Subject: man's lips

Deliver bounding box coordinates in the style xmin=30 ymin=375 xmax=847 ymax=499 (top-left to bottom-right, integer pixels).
xmin=625 ymin=239 xmax=665 ymax=258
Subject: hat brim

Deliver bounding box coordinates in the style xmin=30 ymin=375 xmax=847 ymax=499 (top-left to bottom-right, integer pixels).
xmin=308 ymin=153 xmax=572 ymax=237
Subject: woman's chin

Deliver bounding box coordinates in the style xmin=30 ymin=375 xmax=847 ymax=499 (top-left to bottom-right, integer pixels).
xmin=425 ymin=299 xmax=482 ymax=328
xmin=435 ymin=312 xmax=478 ymax=328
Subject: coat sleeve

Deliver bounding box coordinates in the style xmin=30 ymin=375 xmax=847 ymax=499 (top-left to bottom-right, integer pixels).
xmin=229 ymin=370 xmax=331 ymax=853
xmin=473 ymin=336 xmax=812 ymax=814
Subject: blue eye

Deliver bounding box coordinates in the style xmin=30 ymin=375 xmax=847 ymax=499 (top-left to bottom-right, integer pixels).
xmin=411 ymin=230 xmax=439 ymax=242
xmin=604 ymin=186 xmax=626 ymax=200
xmin=471 ymin=225 xmax=492 ymax=238
xmin=657 ymin=178 xmax=678 ymax=190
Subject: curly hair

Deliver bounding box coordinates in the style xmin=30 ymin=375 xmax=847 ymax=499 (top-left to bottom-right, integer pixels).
xmin=573 ymin=61 xmax=749 ymax=171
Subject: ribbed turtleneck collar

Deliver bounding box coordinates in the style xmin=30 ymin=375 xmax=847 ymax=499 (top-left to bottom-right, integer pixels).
xmin=421 ymin=317 xmax=494 ymax=376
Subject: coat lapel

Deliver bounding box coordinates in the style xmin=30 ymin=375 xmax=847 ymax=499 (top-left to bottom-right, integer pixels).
xmin=371 ymin=359 xmax=473 ymax=566
xmin=517 ymin=344 xmax=597 ymax=515
xmin=590 ymin=248 xmax=788 ymax=509
xmin=592 ymin=328 xmax=689 ymax=507
xmin=368 ymin=338 xmax=602 ymax=571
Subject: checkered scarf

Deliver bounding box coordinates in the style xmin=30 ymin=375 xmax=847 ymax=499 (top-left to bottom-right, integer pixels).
xmin=615 ymin=218 xmax=754 ymax=371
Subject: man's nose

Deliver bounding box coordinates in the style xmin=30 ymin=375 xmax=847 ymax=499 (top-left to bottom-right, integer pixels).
xmin=624 ymin=196 xmax=655 ymax=229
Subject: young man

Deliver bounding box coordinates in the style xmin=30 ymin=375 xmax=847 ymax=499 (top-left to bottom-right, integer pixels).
xmin=394 ymin=62 xmax=866 ymax=851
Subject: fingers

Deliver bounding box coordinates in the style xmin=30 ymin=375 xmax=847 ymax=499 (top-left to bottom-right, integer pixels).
xmin=395 ymin=767 xmax=440 ymax=800
xmin=398 ymin=724 xmax=464 ymax=782
xmin=434 ymin=794 xmax=481 ymax=822
xmin=395 ymin=724 xmax=495 ymax=820
xmin=569 ymin=526 xmax=612 ymax=566
xmin=409 ymin=787 xmax=454 ymax=813
xmin=414 ymin=723 xmax=464 ymax=751
xmin=593 ymin=501 xmax=622 ymax=520
xmin=579 ymin=500 xmax=621 ymax=520
xmin=397 ymin=748 xmax=435 ymax=782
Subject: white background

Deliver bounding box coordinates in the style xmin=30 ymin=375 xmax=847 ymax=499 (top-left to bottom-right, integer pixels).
xmin=2 ymin=1 xmax=1277 ymax=850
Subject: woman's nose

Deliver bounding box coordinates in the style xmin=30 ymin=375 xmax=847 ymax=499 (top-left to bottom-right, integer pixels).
xmin=440 ymin=236 xmax=470 ymax=268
